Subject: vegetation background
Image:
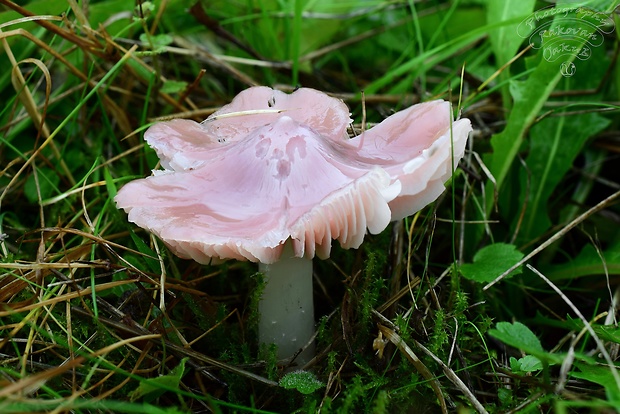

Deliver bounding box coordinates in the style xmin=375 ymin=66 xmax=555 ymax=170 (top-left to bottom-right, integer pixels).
xmin=1 ymin=0 xmax=620 ymax=412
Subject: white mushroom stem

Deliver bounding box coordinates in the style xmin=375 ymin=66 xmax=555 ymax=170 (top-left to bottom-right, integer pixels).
xmin=258 ymin=240 xmax=315 ymax=367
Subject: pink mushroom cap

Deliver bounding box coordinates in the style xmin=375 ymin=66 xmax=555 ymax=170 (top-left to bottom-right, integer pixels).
xmin=115 ymin=87 xmax=471 ymax=264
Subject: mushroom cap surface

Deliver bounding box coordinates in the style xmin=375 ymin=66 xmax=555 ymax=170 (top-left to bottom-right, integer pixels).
xmin=115 ymin=87 xmax=471 ymax=264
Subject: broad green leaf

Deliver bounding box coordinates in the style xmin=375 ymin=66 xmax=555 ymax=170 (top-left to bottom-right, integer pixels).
xmin=127 ymin=59 xmax=156 ymax=83
xmin=573 ymin=362 xmax=620 ymax=403
xmin=130 ymin=358 xmax=188 ymax=402
xmin=490 ymin=322 xmax=567 ymax=369
xmin=460 ymin=243 xmax=524 ymax=283
xmin=518 ymin=112 xmax=610 ymax=241
xmin=550 ymin=315 xmax=620 ymax=345
xmin=574 ymin=0 xmax=620 ymax=11
xmin=136 ymin=1 xmax=156 ymax=15
xmin=531 ymin=314 xmax=620 ymax=354
xmin=486 ymin=0 xmax=536 ymax=66
xmin=279 ymin=370 xmax=324 ymax=394
xmin=139 ymin=33 xmax=174 ymax=51
xmin=484 ymin=10 xmax=603 ymax=215
xmin=485 ymin=61 xmax=564 ymax=214
xmin=24 ymin=168 xmax=60 ymax=204
xmin=489 ymin=322 xmax=565 ymax=364
xmin=160 ymin=80 xmax=188 ymax=94
xmin=490 ymin=322 xmax=543 ymax=353
xmin=488 ymin=321 xmax=605 ymax=368
xmin=542 ymin=238 xmax=620 ymax=281
xmin=510 ymin=355 xmax=543 ymax=373
xmin=104 ymin=166 xmax=118 ymax=200
xmin=590 ymin=325 xmax=620 ymax=345
xmin=486 ymin=0 xmax=536 ymax=109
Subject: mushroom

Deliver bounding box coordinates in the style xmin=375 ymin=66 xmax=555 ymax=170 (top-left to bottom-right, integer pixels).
xmin=115 ymin=87 xmax=471 ymax=368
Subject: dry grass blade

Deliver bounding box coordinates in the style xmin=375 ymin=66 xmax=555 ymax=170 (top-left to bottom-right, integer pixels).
xmin=45 ymin=267 xmax=278 ymax=388
xmin=2 ymin=0 xmax=617 ymax=411
xmin=171 ymin=35 xmax=259 ymax=87
xmin=202 ymin=108 xmax=295 ymax=123
xmin=149 ymin=107 xmax=219 ymax=122
xmin=0 ymin=15 xmax=63 ymax=30
xmin=527 ymin=264 xmax=620 ymax=393
xmin=377 ymin=324 xmax=449 ymax=414
xmin=189 ymin=2 xmax=265 ymax=60
xmin=0 ymin=262 xmax=109 ymax=270
xmin=0 ymin=42 xmax=138 ymax=207
xmin=0 ymin=25 xmax=134 ymax=133
xmin=0 ymin=334 xmax=161 ymax=398
xmin=412 ymin=339 xmax=489 ymax=414
xmin=484 ymin=189 xmax=620 ymax=290
xmin=0 ymin=0 xmax=102 ymax=53
xmin=2 ymin=30 xmax=76 ymax=186
xmin=0 ymin=278 xmax=138 ymax=317
xmin=70 ymin=307 xmax=278 ymax=387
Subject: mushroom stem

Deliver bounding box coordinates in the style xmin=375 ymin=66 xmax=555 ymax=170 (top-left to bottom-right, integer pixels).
xmin=258 ymin=240 xmax=315 ymax=367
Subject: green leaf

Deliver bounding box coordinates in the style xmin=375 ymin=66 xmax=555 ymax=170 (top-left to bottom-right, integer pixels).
xmin=486 ymin=0 xmax=536 ymax=66
xmin=24 ymin=168 xmax=60 ymax=204
xmin=542 ymin=238 xmax=620 ymax=281
xmin=485 ymin=0 xmax=536 ymax=109
xmin=104 ymin=166 xmax=117 ymax=200
xmin=485 ymin=61 xmax=561 ymax=213
xmin=543 ymin=315 xmax=620 ymax=345
xmin=460 ymin=243 xmax=524 ymax=283
xmin=134 ymin=1 xmax=156 ymax=19
xmin=126 ymin=58 xmax=155 ymax=82
xmin=279 ymin=370 xmax=324 ymax=395
xmin=160 ymin=80 xmax=188 ymax=94
xmin=484 ymin=12 xmax=602 ymax=215
xmin=573 ymin=362 xmax=620 ymax=403
xmin=139 ymin=33 xmax=173 ymax=50
xmin=589 ymin=325 xmax=620 ymax=345
xmin=489 ymin=322 xmax=565 ymax=366
xmin=130 ymin=358 xmax=188 ymax=402
xmin=519 ymin=112 xmax=610 ymax=241
xmin=510 ymin=355 xmax=543 ymax=374
xmin=490 ymin=322 xmax=543 ymax=353
xmin=419 ymin=5 xmax=487 ymax=49
xmin=488 ymin=321 xmax=567 ymax=365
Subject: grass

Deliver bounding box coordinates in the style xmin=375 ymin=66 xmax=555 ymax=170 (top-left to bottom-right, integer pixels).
xmin=1 ymin=0 xmax=620 ymax=412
